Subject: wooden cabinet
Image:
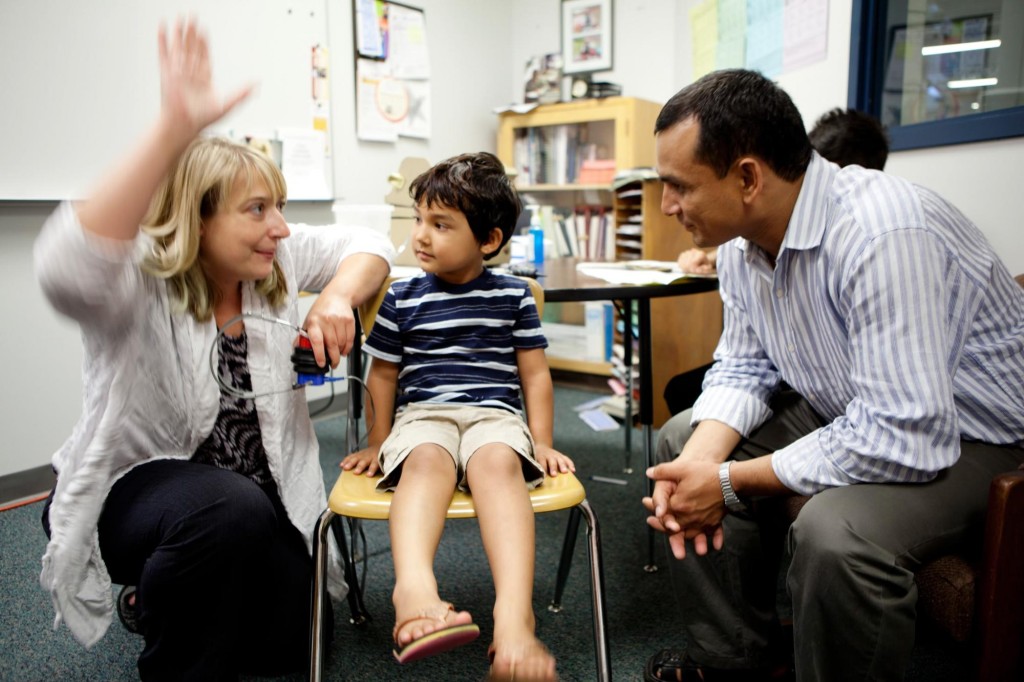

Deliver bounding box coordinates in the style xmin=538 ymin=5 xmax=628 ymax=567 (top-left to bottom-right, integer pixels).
xmin=497 ymin=99 xmax=721 ymax=426
xmin=497 ymin=96 xmax=660 ymax=199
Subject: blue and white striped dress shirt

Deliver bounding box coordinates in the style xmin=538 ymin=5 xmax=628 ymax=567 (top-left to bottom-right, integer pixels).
xmin=364 ymin=270 xmax=547 ymax=416
xmin=693 ymin=152 xmax=1024 ymax=495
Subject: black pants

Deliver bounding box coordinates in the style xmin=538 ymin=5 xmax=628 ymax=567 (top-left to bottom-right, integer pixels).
xmin=44 ymin=459 xmax=332 ymax=681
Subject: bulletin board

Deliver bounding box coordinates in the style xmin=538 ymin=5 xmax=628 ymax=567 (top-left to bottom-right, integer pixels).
xmin=0 ymin=0 xmax=332 ymax=201
xmin=352 ymin=0 xmax=432 ymax=142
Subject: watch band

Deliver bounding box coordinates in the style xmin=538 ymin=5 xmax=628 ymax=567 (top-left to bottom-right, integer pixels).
xmin=718 ymin=461 xmax=747 ymax=513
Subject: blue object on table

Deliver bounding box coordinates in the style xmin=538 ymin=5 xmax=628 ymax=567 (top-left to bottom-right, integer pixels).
xmin=530 ymin=215 xmax=545 ymax=264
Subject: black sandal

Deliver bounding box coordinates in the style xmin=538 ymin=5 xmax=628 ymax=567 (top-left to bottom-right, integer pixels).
xmin=645 ymin=648 xmax=704 ymax=681
xmin=645 ymin=648 xmax=795 ymax=682
xmin=117 ymin=585 xmax=142 ymax=634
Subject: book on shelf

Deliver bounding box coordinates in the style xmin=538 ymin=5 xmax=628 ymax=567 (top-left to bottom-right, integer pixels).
xmin=572 ymin=205 xmax=614 ymax=262
xmin=512 ymin=125 xmax=603 ymax=186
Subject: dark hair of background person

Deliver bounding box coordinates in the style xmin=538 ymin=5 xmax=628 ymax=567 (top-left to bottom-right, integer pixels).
xmin=409 ymin=151 xmax=523 ymax=260
xmin=654 ymin=69 xmax=813 ymax=182
xmin=808 ymin=108 xmax=889 ymax=170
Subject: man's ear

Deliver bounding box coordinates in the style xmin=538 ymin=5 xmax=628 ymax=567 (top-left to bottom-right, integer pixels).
xmin=735 ymin=157 xmax=763 ymax=204
xmin=481 ymin=227 xmax=504 ymax=256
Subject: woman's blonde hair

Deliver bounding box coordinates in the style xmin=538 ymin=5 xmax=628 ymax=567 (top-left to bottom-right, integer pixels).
xmin=141 ymin=137 xmax=289 ymax=320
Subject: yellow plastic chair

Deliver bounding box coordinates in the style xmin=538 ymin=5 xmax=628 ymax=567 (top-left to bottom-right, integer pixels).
xmin=309 ymin=277 xmax=611 ymax=681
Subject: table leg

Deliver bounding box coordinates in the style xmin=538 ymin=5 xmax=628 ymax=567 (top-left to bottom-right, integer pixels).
xmin=622 ymin=299 xmax=634 ymax=473
xmin=638 ymin=299 xmax=659 ymax=572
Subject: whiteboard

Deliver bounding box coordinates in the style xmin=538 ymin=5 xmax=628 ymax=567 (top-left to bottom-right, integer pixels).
xmin=0 ymin=0 xmax=331 ymax=200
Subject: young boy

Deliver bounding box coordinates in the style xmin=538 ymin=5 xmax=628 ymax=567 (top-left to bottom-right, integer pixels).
xmin=341 ymin=152 xmax=573 ymax=682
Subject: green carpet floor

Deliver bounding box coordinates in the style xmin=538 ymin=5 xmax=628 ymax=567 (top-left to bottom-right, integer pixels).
xmin=0 ymin=384 xmax=970 ymax=680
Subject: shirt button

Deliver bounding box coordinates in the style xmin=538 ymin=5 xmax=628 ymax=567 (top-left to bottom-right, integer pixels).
xmin=787 ymin=344 xmax=796 ymax=352
xmin=775 ymin=288 xmax=784 ymax=298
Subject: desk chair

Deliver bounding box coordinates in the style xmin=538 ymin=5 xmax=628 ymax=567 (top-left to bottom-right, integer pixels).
xmin=310 ymin=277 xmax=612 ymax=682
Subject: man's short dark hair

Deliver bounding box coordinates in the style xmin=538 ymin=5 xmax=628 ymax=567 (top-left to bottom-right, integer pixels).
xmin=655 ymin=69 xmax=812 ymax=182
xmin=808 ymin=108 xmax=889 ymax=170
xmin=409 ymin=152 xmax=521 ymax=260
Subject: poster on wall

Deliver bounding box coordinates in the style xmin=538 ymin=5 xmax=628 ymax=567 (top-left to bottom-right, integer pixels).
xmin=353 ymin=1 xmax=431 ymax=142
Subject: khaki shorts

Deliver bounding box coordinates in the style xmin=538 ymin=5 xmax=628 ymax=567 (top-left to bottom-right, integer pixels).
xmin=375 ymin=403 xmax=545 ymax=493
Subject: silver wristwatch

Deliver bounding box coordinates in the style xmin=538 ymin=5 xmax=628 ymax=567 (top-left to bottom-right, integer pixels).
xmin=718 ymin=461 xmax=747 ymax=513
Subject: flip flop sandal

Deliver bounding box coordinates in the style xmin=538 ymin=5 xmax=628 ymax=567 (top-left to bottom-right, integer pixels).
xmin=392 ymin=602 xmax=480 ymax=664
xmin=117 ymin=585 xmax=142 ymax=634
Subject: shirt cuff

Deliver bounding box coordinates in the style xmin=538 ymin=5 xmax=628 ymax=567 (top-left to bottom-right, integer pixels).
xmin=691 ymin=386 xmax=772 ymax=437
xmin=771 ymin=429 xmax=860 ymax=496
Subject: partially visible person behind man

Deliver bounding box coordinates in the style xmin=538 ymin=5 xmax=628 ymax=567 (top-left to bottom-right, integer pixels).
xmin=643 ymin=69 xmax=1024 ymax=682
xmin=808 ymin=107 xmax=889 ymax=172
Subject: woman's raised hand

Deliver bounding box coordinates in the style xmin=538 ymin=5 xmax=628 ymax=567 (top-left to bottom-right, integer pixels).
xmin=158 ymin=18 xmax=253 ymax=138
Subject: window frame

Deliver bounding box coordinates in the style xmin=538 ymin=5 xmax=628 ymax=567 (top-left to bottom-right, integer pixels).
xmin=848 ymin=0 xmax=1024 ymax=151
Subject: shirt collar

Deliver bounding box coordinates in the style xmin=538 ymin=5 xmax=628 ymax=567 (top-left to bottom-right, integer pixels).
xmin=781 ymin=151 xmax=834 ymax=252
xmin=733 ymin=151 xmax=835 ymax=261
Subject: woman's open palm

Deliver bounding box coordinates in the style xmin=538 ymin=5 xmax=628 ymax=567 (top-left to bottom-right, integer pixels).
xmin=158 ymin=19 xmax=252 ymax=135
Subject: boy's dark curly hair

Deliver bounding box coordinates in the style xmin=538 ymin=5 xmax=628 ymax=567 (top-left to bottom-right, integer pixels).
xmin=409 ymin=152 xmax=522 ymax=259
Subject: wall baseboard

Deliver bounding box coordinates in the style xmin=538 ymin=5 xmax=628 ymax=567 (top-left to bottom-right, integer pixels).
xmin=0 ymin=465 xmax=55 ymax=508
xmin=1 ymin=401 xmax=347 ymax=507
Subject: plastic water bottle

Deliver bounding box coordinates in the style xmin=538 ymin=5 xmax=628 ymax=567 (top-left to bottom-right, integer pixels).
xmin=529 ymin=212 xmax=545 ymax=264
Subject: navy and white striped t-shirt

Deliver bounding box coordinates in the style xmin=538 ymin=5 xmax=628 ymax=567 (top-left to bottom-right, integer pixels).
xmin=695 ymin=151 xmax=1024 ymax=496
xmin=363 ymin=270 xmax=547 ymax=415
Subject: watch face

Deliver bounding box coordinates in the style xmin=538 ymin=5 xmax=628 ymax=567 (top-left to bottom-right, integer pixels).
xmin=571 ymin=78 xmax=589 ymax=99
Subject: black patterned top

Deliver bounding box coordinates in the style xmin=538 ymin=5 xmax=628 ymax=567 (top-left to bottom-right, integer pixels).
xmin=191 ymin=332 xmax=274 ymax=487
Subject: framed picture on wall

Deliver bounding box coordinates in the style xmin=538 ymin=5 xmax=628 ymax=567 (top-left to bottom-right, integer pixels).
xmin=561 ymin=0 xmax=613 ymax=75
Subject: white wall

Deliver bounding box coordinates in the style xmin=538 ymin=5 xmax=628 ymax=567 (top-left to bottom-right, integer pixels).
xmin=328 ymin=0 xmax=516 ymax=204
xmin=0 ymin=0 xmax=516 ymax=478
xmin=2 ymin=0 xmax=1021 ymax=479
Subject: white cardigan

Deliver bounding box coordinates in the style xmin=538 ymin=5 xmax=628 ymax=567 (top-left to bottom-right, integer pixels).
xmin=34 ymin=202 xmax=394 ymax=646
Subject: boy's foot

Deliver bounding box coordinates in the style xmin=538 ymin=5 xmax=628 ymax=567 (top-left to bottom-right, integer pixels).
xmin=487 ymin=638 xmax=558 ymax=681
xmin=392 ymin=602 xmax=479 ymax=664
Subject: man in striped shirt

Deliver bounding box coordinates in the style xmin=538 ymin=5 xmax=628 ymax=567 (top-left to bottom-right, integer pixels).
xmin=642 ymin=69 xmax=1024 ymax=681
xmin=340 ymin=152 xmax=573 ymax=681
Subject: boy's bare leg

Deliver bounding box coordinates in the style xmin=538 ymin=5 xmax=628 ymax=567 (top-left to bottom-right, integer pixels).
xmin=468 ymin=443 xmax=557 ymax=682
xmin=390 ymin=444 xmax=474 ymax=646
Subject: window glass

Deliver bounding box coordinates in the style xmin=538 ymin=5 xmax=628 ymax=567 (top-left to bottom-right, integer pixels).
xmin=880 ymin=0 xmax=1022 ymax=129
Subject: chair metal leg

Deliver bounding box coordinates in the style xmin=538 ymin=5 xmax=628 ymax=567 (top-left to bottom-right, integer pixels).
xmin=329 ymin=515 xmax=371 ymax=625
xmin=549 ymin=506 xmax=583 ymax=613
xmin=309 ymin=508 xmax=335 ymax=682
xmin=579 ymin=499 xmax=612 ymax=682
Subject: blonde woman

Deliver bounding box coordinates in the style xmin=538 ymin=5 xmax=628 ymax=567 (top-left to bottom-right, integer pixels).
xmin=35 ymin=20 xmax=393 ymax=679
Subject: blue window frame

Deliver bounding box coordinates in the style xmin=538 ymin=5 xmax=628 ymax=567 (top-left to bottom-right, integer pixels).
xmin=849 ymin=0 xmax=1024 ymax=151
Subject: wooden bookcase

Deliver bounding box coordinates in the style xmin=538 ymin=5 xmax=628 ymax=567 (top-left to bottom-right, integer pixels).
xmin=496 ymin=96 xmax=660 ymax=198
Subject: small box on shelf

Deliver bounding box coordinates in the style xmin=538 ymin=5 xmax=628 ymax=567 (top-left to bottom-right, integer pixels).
xmin=577 ymin=159 xmax=617 ymax=185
